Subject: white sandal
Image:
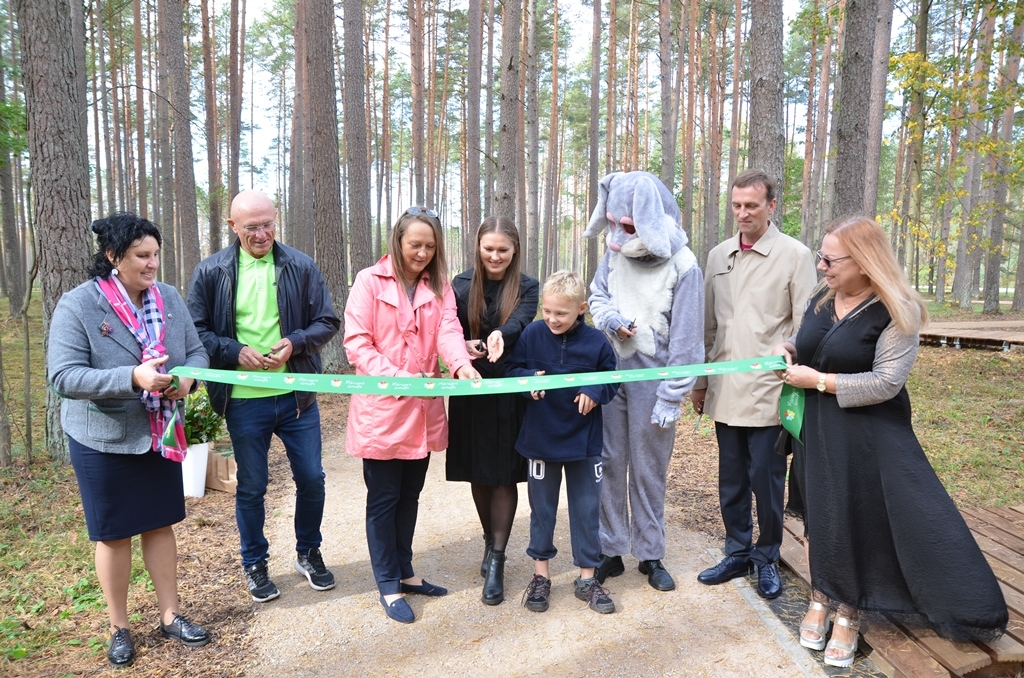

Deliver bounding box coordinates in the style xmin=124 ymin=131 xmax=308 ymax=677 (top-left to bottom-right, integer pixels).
xmin=799 ymin=601 xmax=832 ymax=651
xmin=823 ymin=615 xmax=860 ymax=668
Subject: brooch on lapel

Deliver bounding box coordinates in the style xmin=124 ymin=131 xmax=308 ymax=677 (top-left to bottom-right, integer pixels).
xmin=100 ymin=321 xmax=113 ymax=337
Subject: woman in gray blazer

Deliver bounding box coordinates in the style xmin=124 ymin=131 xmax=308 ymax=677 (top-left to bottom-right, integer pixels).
xmin=47 ymin=214 xmax=211 ymax=668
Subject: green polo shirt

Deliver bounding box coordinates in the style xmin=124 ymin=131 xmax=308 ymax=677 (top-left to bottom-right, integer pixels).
xmin=234 ymin=248 xmax=289 ymax=399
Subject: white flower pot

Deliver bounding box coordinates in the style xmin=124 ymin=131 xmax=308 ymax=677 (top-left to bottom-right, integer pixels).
xmin=182 ymin=443 xmax=209 ymax=498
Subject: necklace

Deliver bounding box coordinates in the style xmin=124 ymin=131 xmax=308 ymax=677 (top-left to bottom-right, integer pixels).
xmin=838 ymin=289 xmax=870 ymax=314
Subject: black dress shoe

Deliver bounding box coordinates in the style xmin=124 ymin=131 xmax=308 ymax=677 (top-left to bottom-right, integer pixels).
xmin=160 ymin=613 xmax=211 ymax=647
xmin=107 ymin=626 xmax=135 ymax=668
xmin=399 ymin=579 xmax=448 ymax=596
xmin=638 ymin=559 xmax=676 ymax=591
xmin=756 ymin=561 xmax=782 ymax=599
xmin=595 ymin=554 xmax=625 ymax=584
xmin=697 ymin=556 xmax=753 ymax=585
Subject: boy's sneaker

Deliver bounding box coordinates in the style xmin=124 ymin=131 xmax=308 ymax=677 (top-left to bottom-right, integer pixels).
xmin=295 ymin=548 xmax=336 ymax=591
xmin=245 ymin=561 xmax=280 ymax=602
xmin=574 ymin=576 xmax=615 ymax=614
xmin=522 ymin=575 xmax=551 ymax=612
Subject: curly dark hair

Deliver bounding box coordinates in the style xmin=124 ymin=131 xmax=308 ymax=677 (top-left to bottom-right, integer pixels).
xmin=87 ymin=213 xmax=163 ymax=279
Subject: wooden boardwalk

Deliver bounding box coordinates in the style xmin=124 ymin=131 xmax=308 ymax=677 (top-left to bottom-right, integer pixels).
xmin=780 ymin=506 xmax=1024 ymax=677
xmin=920 ymin=322 xmax=1024 ymax=351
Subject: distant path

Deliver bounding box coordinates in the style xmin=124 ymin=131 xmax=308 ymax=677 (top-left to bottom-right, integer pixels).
xmin=244 ymin=406 xmax=826 ymax=677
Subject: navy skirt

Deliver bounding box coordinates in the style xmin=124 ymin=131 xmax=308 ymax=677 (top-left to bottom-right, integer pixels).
xmin=69 ymin=437 xmax=186 ymax=541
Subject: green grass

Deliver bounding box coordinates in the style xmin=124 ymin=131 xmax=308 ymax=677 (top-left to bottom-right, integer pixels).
xmin=908 ymin=347 xmax=1024 ymax=507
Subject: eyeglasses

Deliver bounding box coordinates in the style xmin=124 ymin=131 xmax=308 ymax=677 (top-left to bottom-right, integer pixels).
xmin=407 ymin=206 xmax=439 ymax=218
xmin=816 ymin=251 xmax=852 ymax=269
xmin=242 ymin=221 xmax=276 ymax=235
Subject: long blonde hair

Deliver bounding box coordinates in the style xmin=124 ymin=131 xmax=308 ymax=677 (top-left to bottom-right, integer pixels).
xmin=815 ymin=216 xmax=928 ymax=334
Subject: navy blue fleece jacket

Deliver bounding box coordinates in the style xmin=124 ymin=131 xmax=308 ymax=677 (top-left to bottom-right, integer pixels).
xmin=506 ymin=316 xmax=618 ymax=462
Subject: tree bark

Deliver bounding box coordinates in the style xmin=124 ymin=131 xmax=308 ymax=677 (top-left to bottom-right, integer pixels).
xmin=983 ymin=3 xmax=1023 ymax=313
xmin=201 ymin=0 xmax=223 ymax=254
xmin=0 ymin=34 xmax=23 ymax=316
xmin=14 ymin=0 xmax=93 ymax=462
xmin=306 ymin=0 xmax=348 ymax=369
xmin=134 ymin=0 xmax=147 ymax=218
xmin=748 ymin=0 xmax=785 ymax=223
xmin=343 ymin=0 xmax=373 ymax=274
xmin=524 ymin=0 xmax=539 ymax=276
xmin=466 ymin=0 xmax=483 ymax=265
xmin=586 ymin=0 xmax=601 ymax=284
xmin=830 ymin=0 xmax=878 ymax=219
xmin=952 ymin=9 xmax=994 ymax=308
xmin=163 ymin=0 xmax=200 ymax=289
xmin=409 ymin=0 xmax=426 ymax=206
xmin=862 ymin=0 xmax=894 ymax=217
xmin=658 ymin=0 xmax=676 ymax=187
xmin=495 ymin=0 xmax=522 ymax=219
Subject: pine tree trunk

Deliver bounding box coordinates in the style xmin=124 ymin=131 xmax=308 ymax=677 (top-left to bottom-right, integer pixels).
xmin=524 ymin=0 xmax=539 ymax=277
xmin=307 ymin=0 xmax=348 ymax=369
xmin=983 ymin=4 xmax=1023 ymax=313
xmin=831 ymin=0 xmax=878 ymax=219
xmin=862 ymin=0 xmax=894 ymax=216
xmin=748 ymin=0 xmax=785 ymax=224
xmin=201 ymin=0 xmax=223 ymax=254
xmin=14 ymin=0 xmax=93 ymax=462
xmin=586 ymin=0 xmax=602 ymax=284
xmin=495 ymin=0 xmax=522 ymax=220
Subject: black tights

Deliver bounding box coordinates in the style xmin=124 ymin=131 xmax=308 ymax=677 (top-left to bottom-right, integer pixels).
xmin=471 ymin=483 xmax=518 ymax=552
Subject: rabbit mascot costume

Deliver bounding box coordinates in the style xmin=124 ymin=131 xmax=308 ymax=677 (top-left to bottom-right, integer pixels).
xmin=586 ymin=171 xmax=704 ymax=591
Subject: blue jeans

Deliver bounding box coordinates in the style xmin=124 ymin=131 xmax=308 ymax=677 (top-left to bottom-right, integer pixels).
xmin=526 ymin=457 xmax=603 ymax=568
xmin=362 ymin=456 xmax=430 ymax=595
xmin=225 ymin=393 xmax=326 ymax=567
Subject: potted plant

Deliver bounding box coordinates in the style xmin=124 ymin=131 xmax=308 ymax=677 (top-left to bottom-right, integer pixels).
xmin=181 ymin=385 xmax=225 ymax=497
xmin=184 ymin=384 xmax=225 ymax=445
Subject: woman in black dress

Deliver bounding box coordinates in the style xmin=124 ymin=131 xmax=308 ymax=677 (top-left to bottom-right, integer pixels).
xmin=774 ymin=216 xmax=1006 ymax=668
xmin=446 ymin=216 xmax=539 ymax=605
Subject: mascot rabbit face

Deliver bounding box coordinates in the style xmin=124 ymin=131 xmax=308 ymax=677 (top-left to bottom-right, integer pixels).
xmin=584 ymin=171 xmax=687 ymax=263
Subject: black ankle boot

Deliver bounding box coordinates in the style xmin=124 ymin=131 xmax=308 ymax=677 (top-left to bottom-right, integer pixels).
xmin=482 ymin=550 xmax=505 ymax=605
xmin=480 ymin=533 xmax=493 ymax=577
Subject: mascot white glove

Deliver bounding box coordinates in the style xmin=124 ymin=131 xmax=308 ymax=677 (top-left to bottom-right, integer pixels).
xmin=651 ymin=398 xmax=681 ymax=428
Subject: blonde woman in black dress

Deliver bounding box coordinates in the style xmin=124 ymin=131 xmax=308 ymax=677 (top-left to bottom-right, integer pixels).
xmin=446 ymin=216 xmax=539 ymax=605
xmin=774 ymin=216 xmax=1006 ymax=668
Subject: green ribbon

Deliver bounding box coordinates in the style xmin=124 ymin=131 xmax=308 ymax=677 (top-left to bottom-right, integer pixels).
xmin=171 ymin=356 xmax=788 ymax=397
xmin=779 ymin=383 xmax=805 ymax=442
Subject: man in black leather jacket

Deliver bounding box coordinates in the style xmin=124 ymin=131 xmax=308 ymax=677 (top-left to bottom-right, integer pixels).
xmin=187 ymin=190 xmax=341 ymax=604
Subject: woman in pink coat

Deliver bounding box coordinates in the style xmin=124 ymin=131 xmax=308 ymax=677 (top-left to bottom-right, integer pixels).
xmin=344 ymin=207 xmax=480 ymax=624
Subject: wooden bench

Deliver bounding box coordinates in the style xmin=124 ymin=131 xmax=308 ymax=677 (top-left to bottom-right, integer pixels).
xmin=779 ymin=507 xmax=1024 ymax=677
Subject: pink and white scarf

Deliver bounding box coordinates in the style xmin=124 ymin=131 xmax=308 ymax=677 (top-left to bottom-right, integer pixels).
xmin=95 ymin=277 xmax=187 ymax=462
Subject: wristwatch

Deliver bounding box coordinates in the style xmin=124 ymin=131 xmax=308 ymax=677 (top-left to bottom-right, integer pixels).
xmin=816 ymin=373 xmax=827 ymax=392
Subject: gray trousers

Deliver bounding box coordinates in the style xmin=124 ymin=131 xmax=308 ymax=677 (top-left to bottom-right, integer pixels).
xmin=599 ymin=381 xmax=676 ymax=561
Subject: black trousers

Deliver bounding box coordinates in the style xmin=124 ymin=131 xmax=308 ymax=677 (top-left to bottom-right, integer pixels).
xmin=362 ymin=455 xmax=430 ymax=595
xmin=714 ymin=423 xmax=787 ymax=565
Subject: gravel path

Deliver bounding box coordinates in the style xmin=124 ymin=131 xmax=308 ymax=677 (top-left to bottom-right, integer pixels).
xmin=244 ymin=414 xmax=827 ymax=677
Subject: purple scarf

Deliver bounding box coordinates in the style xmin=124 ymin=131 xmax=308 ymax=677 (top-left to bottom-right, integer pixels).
xmin=95 ymin=277 xmax=187 ymax=462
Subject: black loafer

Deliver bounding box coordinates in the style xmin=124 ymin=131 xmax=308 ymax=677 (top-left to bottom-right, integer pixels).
xmin=107 ymin=626 xmax=135 ymax=668
xmin=160 ymin=613 xmax=211 ymax=647
xmin=399 ymin=579 xmax=448 ymax=596
xmin=380 ymin=595 xmax=415 ymax=623
xmin=595 ymin=554 xmax=625 ymax=584
xmin=697 ymin=556 xmax=753 ymax=585
xmin=756 ymin=561 xmax=782 ymax=599
xmin=638 ymin=559 xmax=676 ymax=591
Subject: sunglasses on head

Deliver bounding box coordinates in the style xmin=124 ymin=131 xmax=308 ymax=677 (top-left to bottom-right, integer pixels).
xmin=407 ymin=206 xmax=439 ymax=218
